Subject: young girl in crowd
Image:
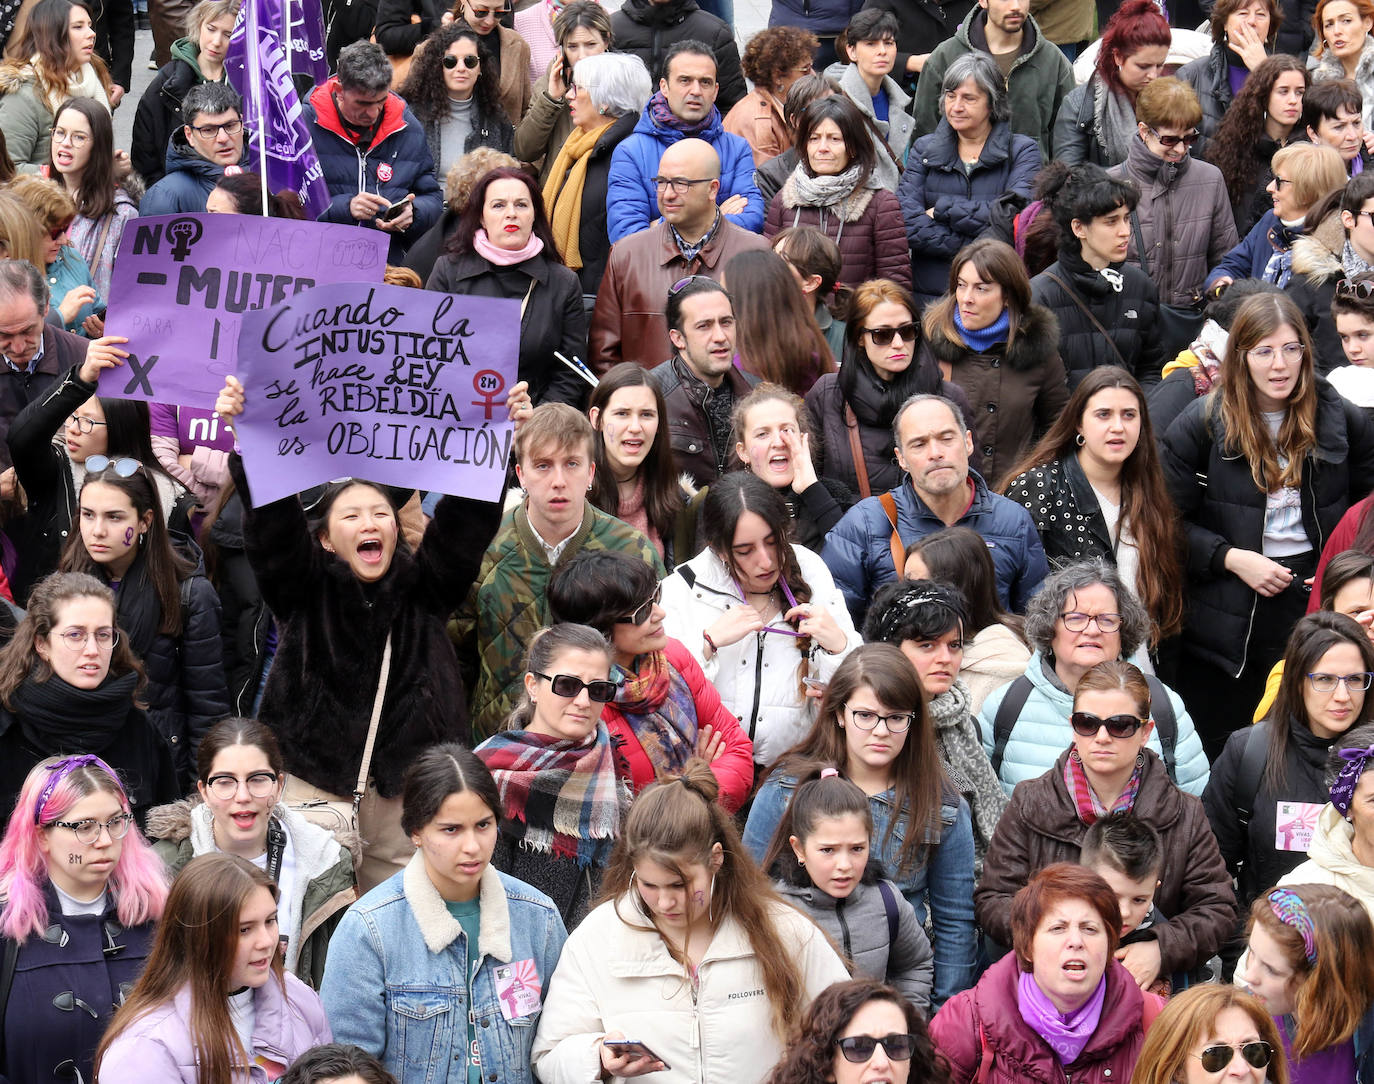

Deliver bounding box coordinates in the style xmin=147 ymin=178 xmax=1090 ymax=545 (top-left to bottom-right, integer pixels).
xmin=744 ymin=643 xmax=977 ymax=1006
xmin=1131 ymin=984 xmax=1289 ymax=1084
xmin=95 ymin=852 xmax=332 ymax=1082
xmin=322 ymin=743 xmax=567 ymax=1084
xmin=1243 ymin=883 xmax=1374 ymax=1082
xmin=474 ymin=623 xmax=631 ymax=926
xmin=59 ymin=459 xmax=229 ymax=787
xmin=0 ymin=755 xmax=166 ymax=1084
xmin=660 ymin=472 xmax=860 ymax=770
xmin=763 ymin=766 xmax=935 ymax=1013
xmin=531 ymin=760 xmax=850 ymax=1083
xmin=146 ymin=718 xmax=358 ymax=986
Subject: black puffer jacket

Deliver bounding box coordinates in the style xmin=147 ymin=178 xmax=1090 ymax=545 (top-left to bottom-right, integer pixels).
xmin=1161 ymin=379 xmax=1374 ymax=674
xmin=610 ymin=0 xmax=746 ymax=112
xmin=130 ymin=51 xmax=201 ymax=184
xmin=206 ymin=490 xmax=269 ymax=716
xmin=232 ymin=456 xmax=503 ymax=799
xmin=1031 ymin=249 xmax=1165 ymax=389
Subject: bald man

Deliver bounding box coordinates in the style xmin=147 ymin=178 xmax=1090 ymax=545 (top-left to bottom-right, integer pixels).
xmin=590 ymin=139 xmax=769 ymax=373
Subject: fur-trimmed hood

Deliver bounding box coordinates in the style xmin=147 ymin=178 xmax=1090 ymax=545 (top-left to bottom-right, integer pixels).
xmin=779 ymin=170 xmax=877 ymax=222
xmin=145 ymin=794 xmax=362 ymax=864
xmin=1292 ymin=210 xmax=1347 ymax=284
xmin=403 ymin=851 xmax=514 ymax=959
xmin=923 ymin=302 xmax=1060 ymax=373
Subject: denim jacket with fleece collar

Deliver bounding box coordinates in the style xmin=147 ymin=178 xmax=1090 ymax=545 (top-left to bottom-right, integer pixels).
xmin=742 ymin=770 xmax=977 ymax=1007
xmin=320 ymin=854 xmax=567 ymax=1084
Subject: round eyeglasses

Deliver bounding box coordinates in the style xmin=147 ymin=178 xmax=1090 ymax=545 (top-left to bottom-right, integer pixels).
xmin=47 ymin=812 xmax=134 ymax=844
xmin=1060 ymin=611 xmax=1122 ymax=633
xmin=205 ymin=771 xmax=280 ymax=800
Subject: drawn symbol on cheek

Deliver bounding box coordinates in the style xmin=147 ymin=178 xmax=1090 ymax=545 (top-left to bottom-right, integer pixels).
xmin=68 ymin=853 xmax=82 ymax=864
xmin=123 ymin=527 xmax=134 ymax=546
xmin=693 ymin=890 xmax=704 ymax=906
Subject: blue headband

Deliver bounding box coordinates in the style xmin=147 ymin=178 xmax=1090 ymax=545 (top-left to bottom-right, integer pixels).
xmin=1267 ymin=888 xmax=1318 ymax=966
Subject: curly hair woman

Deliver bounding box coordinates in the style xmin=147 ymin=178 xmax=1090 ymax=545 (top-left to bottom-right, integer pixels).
xmin=725 ymin=26 xmax=819 ymax=166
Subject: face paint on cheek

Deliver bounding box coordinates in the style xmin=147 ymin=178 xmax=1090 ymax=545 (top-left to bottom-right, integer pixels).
xmin=693 ymin=890 xmax=704 ymax=906
xmin=123 ymin=527 xmax=134 ymax=546
xmin=68 ymin=853 xmax=82 ymax=864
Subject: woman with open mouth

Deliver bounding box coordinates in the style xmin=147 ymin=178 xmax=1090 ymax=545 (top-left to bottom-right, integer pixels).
xmin=96 ymin=852 xmax=331 ymax=1082
xmin=1312 ymin=0 xmax=1374 ymax=128
xmin=977 ymin=659 xmax=1236 ymax=995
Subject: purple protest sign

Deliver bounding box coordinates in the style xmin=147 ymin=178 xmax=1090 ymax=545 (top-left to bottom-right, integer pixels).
xmin=234 ymin=283 xmax=520 ymax=506
xmin=101 ymin=214 xmax=387 ymax=409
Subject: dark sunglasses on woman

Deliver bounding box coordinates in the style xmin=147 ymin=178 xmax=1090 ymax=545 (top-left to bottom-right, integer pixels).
xmin=532 ymin=671 xmax=620 ymax=703
xmin=1192 ymin=1041 xmax=1273 ymax=1074
xmin=443 ymin=54 xmax=480 ymax=69
xmin=834 ymin=1034 xmax=919 ymax=1063
xmin=863 ymin=323 xmax=918 ymax=346
xmin=1069 ymin=712 xmax=1145 ymax=739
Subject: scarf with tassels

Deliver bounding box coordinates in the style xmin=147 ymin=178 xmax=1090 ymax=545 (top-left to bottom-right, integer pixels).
xmin=478 ymin=724 xmax=627 ymax=867
xmin=543 ymin=117 xmax=614 ymax=271
xmin=1063 ymin=748 xmax=1143 ymax=825
xmin=611 ymin=652 xmax=698 ymax=777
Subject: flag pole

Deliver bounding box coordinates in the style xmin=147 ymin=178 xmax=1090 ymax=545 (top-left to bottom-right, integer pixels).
xmin=252 ymin=4 xmax=269 ymax=215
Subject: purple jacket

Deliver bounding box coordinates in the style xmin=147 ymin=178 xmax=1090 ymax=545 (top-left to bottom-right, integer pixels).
xmin=97 ymin=971 xmax=331 ymax=1083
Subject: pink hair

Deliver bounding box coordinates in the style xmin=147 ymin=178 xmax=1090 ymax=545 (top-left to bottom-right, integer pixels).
xmin=0 ymin=757 xmax=168 ymax=941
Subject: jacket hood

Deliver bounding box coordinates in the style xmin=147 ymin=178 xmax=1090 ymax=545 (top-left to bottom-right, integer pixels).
xmin=958 ymin=6 xmax=1044 ymax=60
xmin=308 ymin=78 xmax=409 ymax=148
xmin=0 ymin=63 xmax=34 ymax=97
xmin=1291 ymin=211 xmax=1346 ymax=283
xmin=924 ymin=301 xmax=1060 ymax=373
xmin=1304 ymin=804 xmax=1374 ymax=889
xmin=168 ymin=36 xmax=207 ymax=77
xmin=619 ymin=0 xmax=701 ymax=26
xmin=144 ymin=793 xmax=363 ymax=866
xmin=163 ymin=127 xmax=252 ymax=177
xmin=630 ymin=100 xmax=724 ymax=144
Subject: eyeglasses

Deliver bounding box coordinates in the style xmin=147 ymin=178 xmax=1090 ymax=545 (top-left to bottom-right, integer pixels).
xmin=835 ymin=1034 xmax=919 ymax=1063
xmin=443 ymin=53 xmax=480 ymax=69
xmin=1338 ymin=276 xmax=1374 ymax=298
xmin=466 ymin=3 xmax=509 ymax=16
xmin=84 ymin=455 xmax=143 ymax=476
xmin=1272 ymin=175 xmax=1294 ymax=190
xmin=1247 ymin=342 xmax=1305 ymax=363
xmin=653 ymin=176 xmax=713 ymax=194
xmin=863 ymin=323 xmax=918 ymax=346
xmin=1070 ymin=711 xmax=1146 ymax=738
xmin=1060 ymin=611 xmax=1122 ymax=633
xmin=46 ymin=812 xmax=134 ymax=844
xmin=50 ymin=126 xmax=89 ymax=147
xmin=67 ymin=413 xmax=108 ymax=434
xmin=532 ymin=671 xmax=621 ymax=702
xmin=1192 ymin=1041 xmax=1274 ymax=1074
xmin=1147 ymin=125 xmax=1200 ymax=147
xmin=846 ymin=706 xmax=916 ymax=732
xmin=188 ymin=118 xmax=243 ymax=139
xmin=1306 ymin=671 xmax=1374 ymax=693
xmin=55 ymin=627 xmax=118 ymax=650
xmin=616 ymin=584 xmax=662 ymax=626
xmin=205 ymin=771 xmax=280 ymax=800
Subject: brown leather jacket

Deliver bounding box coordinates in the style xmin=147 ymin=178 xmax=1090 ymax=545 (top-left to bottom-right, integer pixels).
xmin=649 ymin=355 xmax=758 ymax=489
xmin=975 ymin=749 xmax=1236 ymax=975
xmin=587 ymin=217 xmax=769 ymax=373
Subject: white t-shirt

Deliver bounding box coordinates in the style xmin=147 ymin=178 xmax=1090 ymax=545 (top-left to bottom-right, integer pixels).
xmin=249 ymin=829 xmax=299 ymax=954
xmin=228 ymin=987 xmax=255 ymax=1059
xmin=1091 ymin=486 xmax=1153 ymax=676
xmin=54 ymin=883 xmax=106 ymax=917
xmin=1260 ymin=410 xmax=1309 ymax=557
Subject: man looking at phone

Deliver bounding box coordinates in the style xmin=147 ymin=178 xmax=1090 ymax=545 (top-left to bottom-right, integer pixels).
xmin=140 ymin=83 xmax=253 ymax=215
xmin=306 ymin=41 xmax=442 ymax=259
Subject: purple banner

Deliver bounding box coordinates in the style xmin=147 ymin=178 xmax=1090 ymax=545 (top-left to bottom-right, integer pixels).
xmin=101 ymin=214 xmax=388 ymax=409
xmin=234 ymin=283 xmax=520 ymax=506
xmin=226 ymin=0 xmax=329 ymax=218
xmin=287 ymin=0 xmax=328 ymax=85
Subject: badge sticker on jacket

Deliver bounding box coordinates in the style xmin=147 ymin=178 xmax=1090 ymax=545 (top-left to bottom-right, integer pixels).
xmin=377 ymin=163 xmax=393 ymax=183
xmin=495 ymin=959 xmax=542 ymax=1021
xmin=1275 ymin=801 xmax=1322 ymax=852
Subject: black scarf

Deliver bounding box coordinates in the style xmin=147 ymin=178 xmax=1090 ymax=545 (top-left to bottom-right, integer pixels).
xmin=12 ymin=670 xmax=139 ymax=752
xmin=110 ymin=551 xmax=161 ymax=658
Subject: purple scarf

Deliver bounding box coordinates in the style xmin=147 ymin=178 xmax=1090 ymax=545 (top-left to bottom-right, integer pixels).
xmin=1016 ymin=969 xmax=1107 ymax=1066
xmin=647 ymin=91 xmax=716 ymax=138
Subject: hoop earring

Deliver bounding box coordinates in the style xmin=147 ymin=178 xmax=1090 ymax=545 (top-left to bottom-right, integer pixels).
xmin=1075 ymin=433 xmax=1085 ymax=447
xmin=708 ymin=872 xmax=716 ymax=923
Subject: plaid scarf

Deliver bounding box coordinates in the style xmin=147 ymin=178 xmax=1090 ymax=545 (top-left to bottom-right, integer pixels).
xmin=612 ymin=652 xmax=698 ymax=778
xmin=1062 ymin=749 xmax=1143 ymax=826
xmin=478 ymin=724 xmax=627 ymax=867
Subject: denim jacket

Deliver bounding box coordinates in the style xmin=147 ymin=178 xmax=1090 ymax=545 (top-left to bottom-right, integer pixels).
xmin=320 ymin=854 xmax=568 ymax=1084
xmin=743 ymin=772 xmax=978 ymax=1006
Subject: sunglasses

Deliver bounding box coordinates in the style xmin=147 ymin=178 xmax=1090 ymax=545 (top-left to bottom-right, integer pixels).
xmin=669 ymin=274 xmax=716 ymax=296
xmin=835 ymin=1034 xmax=919 ymax=1063
xmin=532 ymin=671 xmax=620 ymax=703
xmin=1337 ymin=276 xmax=1374 ymax=299
xmin=443 ymin=53 xmax=480 ymax=69
xmin=1193 ymin=1041 xmax=1273 ymax=1074
xmin=1070 ymin=712 xmax=1145 ymax=738
xmin=85 ymin=455 xmax=143 ymax=477
xmin=1147 ymin=125 xmax=1199 ymax=147
xmin=864 ymin=323 xmax=918 ymax=346
xmin=616 ymin=584 xmax=662 ymax=626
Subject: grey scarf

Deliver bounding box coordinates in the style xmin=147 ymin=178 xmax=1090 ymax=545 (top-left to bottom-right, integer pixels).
xmin=927 ymin=678 xmax=1009 ymax=875
xmin=1092 ymin=74 xmax=1137 ymax=165
xmin=789 ymin=162 xmax=865 ymax=208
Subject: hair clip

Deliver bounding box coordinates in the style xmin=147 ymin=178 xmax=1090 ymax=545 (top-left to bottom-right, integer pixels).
xmin=1267 ymin=888 xmax=1318 ymax=965
xmin=819 ymin=767 xmax=840 ymax=779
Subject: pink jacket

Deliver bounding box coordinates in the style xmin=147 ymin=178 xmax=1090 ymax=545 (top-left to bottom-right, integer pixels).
xmin=97 ymin=971 xmax=332 ymax=1083
xmin=929 ymin=954 xmax=1159 ymax=1084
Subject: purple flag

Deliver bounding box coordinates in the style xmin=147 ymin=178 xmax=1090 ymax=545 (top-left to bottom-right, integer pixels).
xmin=286 ymin=0 xmax=328 ymax=85
xmin=225 ymin=0 xmax=330 ymax=218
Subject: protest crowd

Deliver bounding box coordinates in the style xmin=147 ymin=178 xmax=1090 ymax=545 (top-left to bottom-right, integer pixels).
xmin=13 ymin=0 xmax=1374 ymax=1076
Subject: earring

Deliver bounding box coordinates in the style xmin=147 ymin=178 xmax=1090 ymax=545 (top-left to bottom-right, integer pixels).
xmin=707 ymin=872 xmax=716 ymax=923
xmin=1075 ymin=433 xmax=1085 ymax=447
xmin=1135 ymin=751 xmax=1145 ymax=769
xmin=138 ymin=531 xmax=146 ymax=544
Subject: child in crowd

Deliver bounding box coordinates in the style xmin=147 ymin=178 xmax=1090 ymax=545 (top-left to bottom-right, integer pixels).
xmin=1080 ymin=811 xmax=1174 ymax=995
xmin=1327 ymin=274 xmax=1374 ymax=412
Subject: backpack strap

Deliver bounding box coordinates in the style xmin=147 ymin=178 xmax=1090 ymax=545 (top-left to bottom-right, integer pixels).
xmin=1144 ymin=675 xmax=1178 ymax=784
xmin=876 ymin=879 xmax=900 ymax=947
xmin=989 ymin=674 xmax=1035 ymax=777
xmin=1234 ymin=720 xmax=1271 ymax=833
xmin=1042 ymin=271 xmax=1131 ymax=370
xmin=879 ymin=491 xmax=903 ymax=577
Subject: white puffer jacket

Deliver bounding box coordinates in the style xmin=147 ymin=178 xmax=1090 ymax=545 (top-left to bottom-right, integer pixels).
xmin=658 ymin=543 xmax=861 ymax=768
xmin=531 ymin=894 xmax=850 ymax=1084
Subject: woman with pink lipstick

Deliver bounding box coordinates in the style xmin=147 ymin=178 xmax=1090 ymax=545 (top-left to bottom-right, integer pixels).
xmin=1313 ymin=0 xmax=1374 ymax=129
xmin=1162 ymin=291 xmax=1374 ymax=748
xmin=96 ymin=852 xmax=332 ymax=1083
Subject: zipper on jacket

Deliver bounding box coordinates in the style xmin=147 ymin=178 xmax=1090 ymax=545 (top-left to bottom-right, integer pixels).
xmin=836 ymin=897 xmax=853 ymax=959
xmin=746 ymin=634 xmax=765 ymax=740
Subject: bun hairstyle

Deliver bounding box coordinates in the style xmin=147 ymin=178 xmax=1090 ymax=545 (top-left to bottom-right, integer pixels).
xmin=761 ymin=762 xmax=874 ymax=888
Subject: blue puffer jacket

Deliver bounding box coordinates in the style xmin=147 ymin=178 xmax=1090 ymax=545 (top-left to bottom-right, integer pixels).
xmin=768 ymin=0 xmax=863 ymax=34
xmin=139 ymin=132 xmax=252 ymax=215
xmin=977 ymin=650 xmax=1211 ymax=797
xmin=605 ymin=104 xmax=764 ymax=242
xmin=899 ymin=119 xmax=1042 ymax=305
xmin=305 ymin=78 xmax=442 ymax=261
xmin=821 ymin=470 xmax=1048 ymax=627
xmin=321 ymin=855 xmax=567 ymax=1084
xmin=1204 ymin=210 xmax=1303 ymax=290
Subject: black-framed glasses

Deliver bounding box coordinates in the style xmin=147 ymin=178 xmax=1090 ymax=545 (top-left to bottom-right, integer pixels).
xmin=1060 ymin=611 xmax=1121 ymax=633
xmin=1306 ymin=671 xmax=1374 ymax=693
xmin=846 ymin=706 xmax=915 ymax=732
xmin=1070 ymin=711 xmax=1145 ymax=738
xmin=1192 ymin=1041 xmax=1273 ymax=1074
xmin=616 ymin=585 xmax=662 ymax=626
xmin=85 ymin=455 xmax=143 ymax=477
xmin=863 ymin=323 xmax=918 ymax=346
xmin=443 ymin=53 xmax=480 ymax=69
xmin=653 ymin=176 xmax=712 ymax=195
xmin=532 ymin=671 xmax=621 ymax=703
xmin=205 ymin=771 xmax=279 ymax=800
xmin=1147 ymin=125 xmax=1199 ymax=147
xmin=47 ymin=812 xmax=134 ymax=844
xmin=1338 ymin=276 xmax=1374 ymax=298
xmin=188 ymin=118 xmax=243 ymax=139
xmin=1272 ymin=175 xmax=1294 ymax=190
xmin=56 ymin=627 xmax=118 ymax=650
xmin=835 ymin=1034 xmax=919 ymax=1063
xmin=67 ymin=413 xmax=108 ymax=434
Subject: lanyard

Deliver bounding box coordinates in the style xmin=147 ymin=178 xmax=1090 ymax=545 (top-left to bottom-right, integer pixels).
xmin=733 ymin=575 xmax=805 ymax=637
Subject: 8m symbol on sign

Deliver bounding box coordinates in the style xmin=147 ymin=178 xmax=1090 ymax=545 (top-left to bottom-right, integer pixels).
xmin=472 ymin=370 xmax=506 ymax=420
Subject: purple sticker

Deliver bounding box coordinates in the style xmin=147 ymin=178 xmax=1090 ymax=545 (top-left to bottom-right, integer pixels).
xmin=233 ymin=282 xmax=520 ymax=506
xmin=101 ymin=215 xmax=387 ymax=409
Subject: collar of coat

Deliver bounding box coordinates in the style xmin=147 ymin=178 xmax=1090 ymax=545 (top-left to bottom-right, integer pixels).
xmin=1291 ymin=209 xmax=1348 ymax=283
xmin=653 ymin=216 xmax=736 ymax=269
xmin=403 ymin=851 xmax=515 ymax=960
xmin=919 ymin=118 xmax=1012 ymax=171
xmin=1017 ymin=746 xmax=1186 ymax=846
xmin=512 ymin=500 xmax=597 ymax=565
xmin=923 ymin=301 xmax=1059 ymax=373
